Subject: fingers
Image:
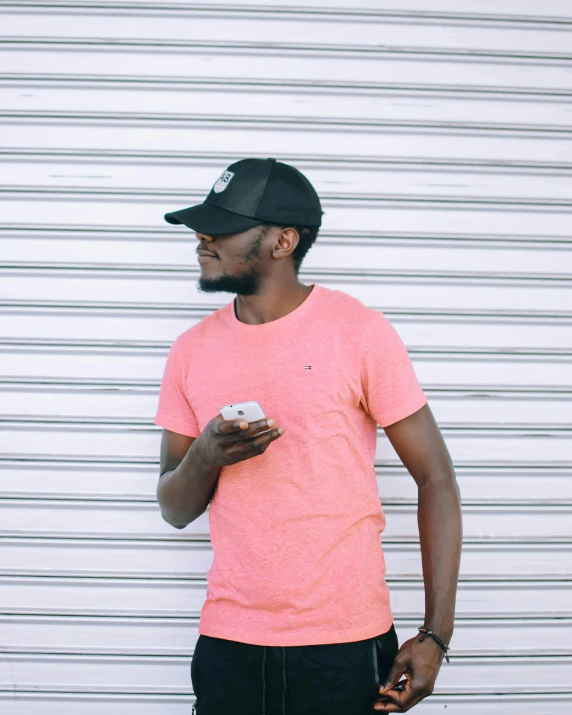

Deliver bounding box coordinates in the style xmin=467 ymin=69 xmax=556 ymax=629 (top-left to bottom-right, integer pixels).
xmin=373 ymin=702 xmax=401 ymax=712
xmin=375 ymin=663 xmax=409 ymax=712
xmin=374 ymin=691 xmax=427 ymax=713
xmin=374 ymin=678 xmax=431 ymax=713
xmin=215 ymin=415 xmax=249 ymax=434
xmin=216 ymin=415 xmax=277 ymax=434
xmin=247 ymin=426 xmax=285 ymax=452
xmin=211 ymin=415 xmax=285 ymax=466
xmin=375 ymin=637 xmax=437 ymax=712
xmin=242 ymin=418 xmax=276 ymax=438
xmin=215 ymin=415 xmax=285 ymax=442
xmin=374 ymin=687 xmax=408 ymax=712
xmin=373 ymin=699 xmax=403 ymax=712
xmin=379 ymin=663 xmax=406 ymax=695
xmin=228 ymin=417 xmax=279 ymax=440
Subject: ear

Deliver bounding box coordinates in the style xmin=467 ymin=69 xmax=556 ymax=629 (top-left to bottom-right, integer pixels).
xmin=271 ymin=227 xmax=299 ymax=260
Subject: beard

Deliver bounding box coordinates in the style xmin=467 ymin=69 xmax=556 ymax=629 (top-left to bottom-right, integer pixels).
xmin=198 ymin=267 xmax=260 ymax=296
xmin=197 ymin=229 xmax=265 ymax=297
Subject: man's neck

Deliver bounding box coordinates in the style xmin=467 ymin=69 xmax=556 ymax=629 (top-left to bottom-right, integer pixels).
xmin=234 ymin=282 xmax=313 ymax=325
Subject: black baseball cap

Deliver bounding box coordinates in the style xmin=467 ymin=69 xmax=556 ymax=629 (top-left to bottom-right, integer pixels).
xmin=164 ymin=157 xmax=323 ymax=234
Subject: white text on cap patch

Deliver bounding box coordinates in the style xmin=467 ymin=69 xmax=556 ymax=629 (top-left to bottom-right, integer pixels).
xmin=213 ymin=171 xmax=234 ymax=193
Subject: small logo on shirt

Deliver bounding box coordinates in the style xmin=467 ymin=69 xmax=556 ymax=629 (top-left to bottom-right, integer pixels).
xmin=213 ymin=171 xmax=234 ymax=193
xmin=304 ymin=365 xmax=312 ymax=371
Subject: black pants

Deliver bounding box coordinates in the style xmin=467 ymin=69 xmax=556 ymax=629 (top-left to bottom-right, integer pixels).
xmin=191 ymin=623 xmax=399 ymax=715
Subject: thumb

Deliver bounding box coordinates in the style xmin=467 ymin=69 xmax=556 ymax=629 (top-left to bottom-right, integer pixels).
xmin=379 ymin=661 xmax=406 ymax=694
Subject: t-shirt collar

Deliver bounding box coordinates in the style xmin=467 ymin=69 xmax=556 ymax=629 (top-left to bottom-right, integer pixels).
xmin=224 ymin=283 xmax=321 ymax=333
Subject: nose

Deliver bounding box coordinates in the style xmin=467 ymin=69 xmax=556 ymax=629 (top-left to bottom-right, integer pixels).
xmin=195 ymin=232 xmax=214 ymax=243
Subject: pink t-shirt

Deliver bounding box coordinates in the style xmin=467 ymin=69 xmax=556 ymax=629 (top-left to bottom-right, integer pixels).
xmin=155 ymin=283 xmax=427 ymax=646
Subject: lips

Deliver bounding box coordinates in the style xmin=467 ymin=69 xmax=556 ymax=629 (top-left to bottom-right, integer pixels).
xmin=197 ymin=249 xmax=218 ymax=265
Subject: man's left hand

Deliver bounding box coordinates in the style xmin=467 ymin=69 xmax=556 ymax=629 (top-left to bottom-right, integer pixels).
xmin=373 ymin=634 xmax=444 ymax=712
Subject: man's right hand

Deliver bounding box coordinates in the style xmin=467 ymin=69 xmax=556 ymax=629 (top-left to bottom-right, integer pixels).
xmin=198 ymin=414 xmax=285 ymax=468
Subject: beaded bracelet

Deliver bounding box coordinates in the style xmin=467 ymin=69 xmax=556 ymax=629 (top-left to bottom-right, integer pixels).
xmin=417 ymin=626 xmax=450 ymax=663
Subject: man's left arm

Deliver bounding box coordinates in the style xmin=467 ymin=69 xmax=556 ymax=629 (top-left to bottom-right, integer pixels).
xmin=374 ymin=402 xmax=463 ymax=712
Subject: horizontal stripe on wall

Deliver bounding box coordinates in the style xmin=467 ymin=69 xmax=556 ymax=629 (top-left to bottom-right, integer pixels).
xmin=4 ymin=157 xmax=572 ymax=201
xmin=2 ymin=308 xmax=571 ymax=348
xmin=5 ymin=75 xmax=572 ymax=104
xmin=4 ymin=155 xmax=572 ymax=201
xmin=2 ymin=8 xmax=572 ymax=54
xmin=3 ymin=196 xmax=571 ymax=236
xmin=6 ymin=0 xmax=572 ymax=24
xmin=4 ymin=185 xmax=572 ymax=210
xmin=3 ymin=236 xmax=572 ymax=276
xmin=3 ymin=150 xmax=572 ymax=175
xmin=5 ymin=112 xmax=572 ymax=143
xmin=3 ymin=123 xmax=571 ymax=164
xmin=1 ymin=463 xmax=570 ymax=504
xmin=2 ymin=423 xmax=572 ymax=464
xmin=2 ymin=385 xmax=570 ymax=427
xmin=1 ymin=539 xmax=571 ymax=579
xmin=2 ymin=345 xmax=572 ymax=387
xmin=1 ymin=500 xmax=570 ymax=541
xmin=1 ymin=691 xmax=570 ymax=715
xmin=1 ymin=652 xmax=572 ymax=695
xmin=2 ymin=614 xmax=571 ymax=656
xmin=5 ymin=47 xmax=572 ymax=75
xmin=2 ymin=268 xmax=571 ymax=312
xmin=0 ymin=575 xmax=571 ymax=618
xmin=4 ymin=43 xmax=572 ymax=90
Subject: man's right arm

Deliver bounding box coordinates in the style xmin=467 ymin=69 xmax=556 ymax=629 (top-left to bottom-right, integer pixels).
xmin=156 ymin=415 xmax=285 ymax=530
xmin=157 ymin=429 xmax=221 ymax=529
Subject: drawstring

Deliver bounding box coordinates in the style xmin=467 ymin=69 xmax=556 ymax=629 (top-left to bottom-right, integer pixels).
xmin=261 ymin=646 xmax=267 ymax=715
xmin=372 ymin=638 xmax=380 ymax=689
xmin=261 ymin=646 xmax=288 ymax=715
xmin=282 ymin=646 xmax=287 ymax=715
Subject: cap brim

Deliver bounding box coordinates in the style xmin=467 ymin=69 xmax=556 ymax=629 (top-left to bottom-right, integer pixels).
xmin=164 ymin=202 xmax=264 ymax=235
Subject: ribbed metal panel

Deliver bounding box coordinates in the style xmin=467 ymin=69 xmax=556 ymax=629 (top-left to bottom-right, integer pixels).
xmin=1 ymin=1 xmax=571 ymax=712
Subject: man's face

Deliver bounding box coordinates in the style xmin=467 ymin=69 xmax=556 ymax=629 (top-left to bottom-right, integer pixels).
xmin=195 ymin=225 xmax=271 ymax=296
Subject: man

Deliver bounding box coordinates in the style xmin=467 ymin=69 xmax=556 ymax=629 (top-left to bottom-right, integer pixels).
xmin=155 ymin=158 xmax=462 ymax=715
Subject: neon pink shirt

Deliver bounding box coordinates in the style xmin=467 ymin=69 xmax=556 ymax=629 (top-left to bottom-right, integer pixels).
xmin=155 ymin=283 xmax=427 ymax=646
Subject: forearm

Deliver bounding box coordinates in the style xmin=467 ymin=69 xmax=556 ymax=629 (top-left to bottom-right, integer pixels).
xmin=417 ymin=473 xmax=463 ymax=643
xmin=157 ymin=435 xmax=221 ymax=529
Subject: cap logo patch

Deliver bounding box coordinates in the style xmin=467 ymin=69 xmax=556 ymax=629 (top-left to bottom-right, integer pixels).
xmin=213 ymin=170 xmax=234 ymax=193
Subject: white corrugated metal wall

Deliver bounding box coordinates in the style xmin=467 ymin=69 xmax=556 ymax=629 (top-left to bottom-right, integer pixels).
xmin=1 ymin=1 xmax=571 ymax=712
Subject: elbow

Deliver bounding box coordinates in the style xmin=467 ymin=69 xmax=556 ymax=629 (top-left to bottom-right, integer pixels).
xmin=416 ymin=458 xmax=458 ymax=491
xmin=158 ymin=503 xmax=200 ymax=530
xmin=157 ymin=493 xmax=204 ymax=530
xmin=162 ymin=511 xmax=190 ymax=530
xmin=156 ymin=466 xmax=208 ymax=530
xmin=161 ymin=512 xmax=191 ymax=530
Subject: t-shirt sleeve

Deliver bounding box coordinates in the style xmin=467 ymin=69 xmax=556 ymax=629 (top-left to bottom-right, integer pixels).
xmin=154 ymin=338 xmax=201 ymax=438
xmin=360 ymin=311 xmax=428 ymax=428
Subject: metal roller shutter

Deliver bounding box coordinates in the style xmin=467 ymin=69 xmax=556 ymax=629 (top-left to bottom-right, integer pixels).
xmin=1 ymin=1 xmax=571 ymax=712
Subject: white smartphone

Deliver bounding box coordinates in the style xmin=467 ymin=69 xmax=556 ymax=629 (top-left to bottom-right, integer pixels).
xmin=220 ymin=400 xmax=266 ymax=423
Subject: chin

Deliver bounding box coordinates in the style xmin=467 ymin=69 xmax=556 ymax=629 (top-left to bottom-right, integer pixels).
xmin=198 ymin=274 xmax=260 ymax=296
xmin=198 ymin=277 xmax=232 ymax=294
